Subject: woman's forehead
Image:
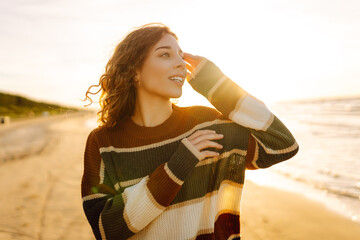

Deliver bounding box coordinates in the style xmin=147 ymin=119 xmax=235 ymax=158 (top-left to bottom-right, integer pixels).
xmin=153 ymin=34 xmax=182 ymax=53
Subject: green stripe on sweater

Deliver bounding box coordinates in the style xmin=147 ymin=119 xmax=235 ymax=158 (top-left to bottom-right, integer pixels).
xmin=172 ymin=153 xmax=246 ymax=205
xmin=100 ymin=122 xmax=250 ymax=183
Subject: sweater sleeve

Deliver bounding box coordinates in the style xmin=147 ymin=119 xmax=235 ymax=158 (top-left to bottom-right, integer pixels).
xmin=187 ymin=58 xmax=299 ymax=169
xmin=81 ymin=131 xmax=204 ymax=240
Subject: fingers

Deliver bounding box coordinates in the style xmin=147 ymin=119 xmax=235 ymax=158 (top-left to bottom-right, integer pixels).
xmin=183 ymin=52 xmax=204 ymax=68
xmin=184 ymin=52 xmax=202 ymax=61
xmin=201 ymin=150 xmax=220 ymax=158
xmin=183 ymin=52 xmax=199 ymax=62
xmin=196 ymin=140 xmax=223 ymax=151
xmin=187 ymin=129 xmax=216 ymax=141
xmin=185 ymin=63 xmax=195 ymax=73
xmin=186 ymin=129 xmax=224 ymax=159
xmin=191 ymin=132 xmax=224 ymax=146
xmin=184 ymin=53 xmax=208 ymax=82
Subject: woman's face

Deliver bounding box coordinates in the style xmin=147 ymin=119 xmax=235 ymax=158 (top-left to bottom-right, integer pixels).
xmin=135 ymin=33 xmax=187 ymax=100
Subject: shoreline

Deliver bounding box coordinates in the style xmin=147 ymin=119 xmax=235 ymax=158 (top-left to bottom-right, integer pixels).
xmin=245 ymin=165 xmax=360 ymax=225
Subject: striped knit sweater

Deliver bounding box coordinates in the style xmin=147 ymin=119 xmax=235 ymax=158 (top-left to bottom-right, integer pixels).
xmin=81 ymin=58 xmax=299 ymax=240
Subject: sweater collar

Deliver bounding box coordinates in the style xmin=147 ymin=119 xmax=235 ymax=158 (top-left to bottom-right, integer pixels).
xmin=123 ymin=103 xmax=182 ymax=139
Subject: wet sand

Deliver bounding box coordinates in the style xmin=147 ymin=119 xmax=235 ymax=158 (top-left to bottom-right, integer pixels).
xmin=0 ymin=113 xmax=359 ymax=239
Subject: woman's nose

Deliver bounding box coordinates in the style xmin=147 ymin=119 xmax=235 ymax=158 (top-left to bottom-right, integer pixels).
xmin=175 ymin=55 xmax=187 ymax=69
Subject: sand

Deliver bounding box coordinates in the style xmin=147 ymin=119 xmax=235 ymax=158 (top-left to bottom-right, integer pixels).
xmin=0 ymin=113 xmax=359 ymax=240
xmin=0 ymin=113 xmax=95 ymax=240
xmin=241 ymin=181 xmax=360 ymax=240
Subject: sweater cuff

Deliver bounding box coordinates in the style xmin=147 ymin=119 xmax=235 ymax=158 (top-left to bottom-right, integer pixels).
xmin=166 ymin=139 xmax=201 ymax=183
xmin=180 ymin=138 xmax=204 ymax=161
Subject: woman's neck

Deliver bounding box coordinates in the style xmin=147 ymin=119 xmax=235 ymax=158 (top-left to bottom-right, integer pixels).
xmin=131 ymin=97 xmax=173 ymax=127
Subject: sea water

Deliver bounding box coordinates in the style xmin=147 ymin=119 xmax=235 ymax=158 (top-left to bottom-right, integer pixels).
xmin=247 ymin=97 xmax=360 ymax=223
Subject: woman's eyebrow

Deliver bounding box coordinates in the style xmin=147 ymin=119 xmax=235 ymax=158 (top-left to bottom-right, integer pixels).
xmin=155 ymin=46 xmax=183 ymax=54
xmin=155 ymin=46 xmax=170 ymax=51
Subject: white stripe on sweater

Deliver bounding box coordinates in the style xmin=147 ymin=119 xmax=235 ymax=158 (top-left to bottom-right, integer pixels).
xmin=251 ymin=140 xmax=260 ymax=169
xmin=99 ymin=159 xmax=105 ymax=184
xmin=215 ymin=180 xmax=243 ymax=222
xmin=99 ymin=213 xmax=107 ymax=240
xmin=164 ymin=162 xmax=184 ymax=185
xmin=82 ymin=193 xmax=108 ymax=202
xmin=229 ymin=94 xmax=274 ymax=131
xmin=207 ymin=75 xmax=228 ymax=102
xmin=251 ymin=134 xmax=299 ymax=154
xmin=122 ymin=176 xmax=165 ymax=233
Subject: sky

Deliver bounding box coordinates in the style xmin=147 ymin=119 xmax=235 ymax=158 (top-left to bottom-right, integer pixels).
xmin=1 ymin=0 xmax=359 ymax=108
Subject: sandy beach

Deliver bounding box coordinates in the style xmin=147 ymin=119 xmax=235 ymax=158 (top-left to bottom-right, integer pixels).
xmin=0 ymin=113 xmax=359 ymax=240
xmin=0 ymin=113 xmax=95 ymax=240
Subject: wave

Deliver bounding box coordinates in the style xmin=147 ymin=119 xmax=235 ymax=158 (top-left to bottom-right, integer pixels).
xmin=273 ymin=168 xmax=360 ymax=200
xmin=299 ymin=120 xmax=360 ymax=129
xmin=272 ymin=98 xmax=360 ymax=116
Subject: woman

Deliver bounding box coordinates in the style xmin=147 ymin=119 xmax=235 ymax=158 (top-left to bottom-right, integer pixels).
xmin=82 ymin=23 xmax=299 ymax=240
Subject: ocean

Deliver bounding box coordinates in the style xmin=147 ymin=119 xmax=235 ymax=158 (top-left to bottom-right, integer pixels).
xmin=246 ymin=96 xmax=360 ymax=223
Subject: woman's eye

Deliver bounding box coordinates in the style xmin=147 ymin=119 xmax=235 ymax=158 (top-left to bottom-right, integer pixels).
xmin=161 ymin=53 xmax=170 ymax=57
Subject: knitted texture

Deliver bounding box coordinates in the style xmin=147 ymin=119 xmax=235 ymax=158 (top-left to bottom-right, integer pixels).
xmin=81 ymin=58 xmax=299 ymax=240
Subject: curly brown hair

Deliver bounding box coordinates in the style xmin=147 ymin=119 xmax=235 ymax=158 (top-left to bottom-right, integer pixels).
xmin=84 ymin=23 xmax=178 ymax=128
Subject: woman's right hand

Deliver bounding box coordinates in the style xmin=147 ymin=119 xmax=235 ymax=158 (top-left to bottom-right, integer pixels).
xmin=183 ymin=52 xmax=207 ymax=82
xmin=186 ymin=129 xmax=224 ymax=159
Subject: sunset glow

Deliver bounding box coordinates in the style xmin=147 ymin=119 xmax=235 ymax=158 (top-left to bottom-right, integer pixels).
xmin=0 ymin=0 xmax=359 ymax=108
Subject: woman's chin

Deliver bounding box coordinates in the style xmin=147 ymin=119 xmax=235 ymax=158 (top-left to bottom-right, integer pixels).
xmin=166 ymin=89 xmax=182 ymax=99
xmin=170 ymin=91 xmax=182 ymax=99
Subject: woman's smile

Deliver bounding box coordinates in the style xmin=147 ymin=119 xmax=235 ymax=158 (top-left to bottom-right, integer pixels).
xmin=168 ymin=75 xmax=186 ymax=86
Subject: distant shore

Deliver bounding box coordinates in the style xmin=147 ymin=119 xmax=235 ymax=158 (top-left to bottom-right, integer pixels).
xmin=0 ymin=113 xmax=359 ymax=240
xmin=0 ymin=91 xmax=81 ymax=120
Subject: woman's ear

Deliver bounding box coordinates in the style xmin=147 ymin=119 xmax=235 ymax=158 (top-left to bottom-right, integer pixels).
xmin=134 ymin=72 xmax=141 ymax=87
xmin=135 ymin=70 xmax=141 ymax=81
